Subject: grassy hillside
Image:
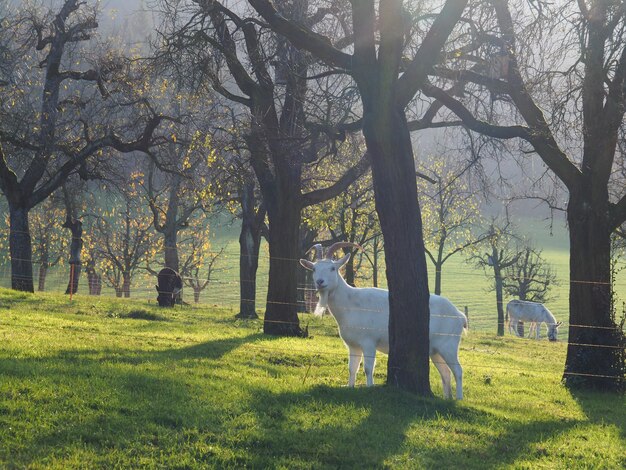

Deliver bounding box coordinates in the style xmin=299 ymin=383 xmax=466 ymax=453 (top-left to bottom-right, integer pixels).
xmin=0 ymin=289 xmax=624 ymax=468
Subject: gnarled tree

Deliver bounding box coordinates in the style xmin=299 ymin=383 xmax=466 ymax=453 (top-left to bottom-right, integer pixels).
xmin=0 ymin=0 xmax=168 ymax=292
xmin=424 ymin=0 xmax=626 ymax=390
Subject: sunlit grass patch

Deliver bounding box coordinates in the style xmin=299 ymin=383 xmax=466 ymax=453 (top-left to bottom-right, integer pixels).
xmin=0 ymin=288 xmax=624 ymax=469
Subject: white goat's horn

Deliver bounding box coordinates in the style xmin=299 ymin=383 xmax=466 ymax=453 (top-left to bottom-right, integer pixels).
xmin=325 ymin=242 xmax=362 ymax=260
xmin=306 ymin=244 xmax=324 ymax=260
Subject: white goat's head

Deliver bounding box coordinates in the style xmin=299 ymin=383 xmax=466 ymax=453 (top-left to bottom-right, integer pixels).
xmin=547 ymin=321 xmax=562 ymax=342
xmin=299 ymin=242 xmax=360 ymax=292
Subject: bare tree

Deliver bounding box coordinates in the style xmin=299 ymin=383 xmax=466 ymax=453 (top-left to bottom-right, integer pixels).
xmin=0 ymin=0 xmax=169 ymax=292
xmin=472 ymin=220 xmax=521 ymax=336
xmin=503 ymin=245 xmax=557 ymax=304
xmin=418 ymin=156 xmax=485 ymax=295
xmin=423 ymin=0 xmax=626 ymax=390
xmin=96 ymin=181 xmax=156 ymax=298
xmin=61 ymin=184 xmax=84 ymax=295
xmin=247 ymin=0 xmax=468 ymax=394
xmin=30 ymin=197 xmax=66 ymax=292
xmin=157 ymin=0 xmax=370 ymax=336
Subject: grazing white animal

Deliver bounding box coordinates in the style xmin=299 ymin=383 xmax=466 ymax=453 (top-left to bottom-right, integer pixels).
xmin=506 ymin=299 xmax=561 ymax=341
xmin=300 ymin=242 xmax=467 ymax=400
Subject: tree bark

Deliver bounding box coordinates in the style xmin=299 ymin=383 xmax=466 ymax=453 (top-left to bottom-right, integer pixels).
xmin=263 ymin=199 xmax=304 ymax=336
xmin=63 ymin=217 xmax=83 ymax=295
xmin=38 ymin=263 xmax=48 ymax=292
xmin=122 ymin=273 xmax=131 ymax=298
xmin=564 ymin=191 xmax=625 ymax=391
xmin=237 ymin=182 xmax=261 ymax=319
xmin=9 ymin=205 xmax=34 ymax=292
xmin=434 ymin=261 xmax=443 ymax=296
xmin=492 ymin=246 xmax=505 ymax=337
xmin=87 ymin=266 xmax=101 ymax=295
xmin=163 ymin=228 xmax=179 ymax=272
xmin=344 ymin=255 xmax=356 ymax=287
xmin=363 ymin=107 xmax=432 ymax=396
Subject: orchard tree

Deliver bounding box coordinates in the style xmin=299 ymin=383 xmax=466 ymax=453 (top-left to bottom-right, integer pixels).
xmin=472 ymin=220 xmax=521 ymax=336
xmin=95 ymin=178 xmax=157 ymax=297
xmin=248 ymin=0 xmax=468 ymax=393
xmin=30 ymin=197 xmax=66 ymax=292
xmin=304 ymin=137 xmax=380 ymax=287
xmin=141 ymin=89 xmax=216 ymax=273
xmin=158 ymin=0 xmax=370 ymax=336
xmin=423 ymin=0 xmax=626 ymax=390
xmin=418 ymin=156 xmax=483 ymax=295
xmin=503 ymin=245 xmax=557 ymax=304
xmin=0 ymin=0 xmax=169 ymax=292
xmin=178 ymin=222 xmax=226 ymax=303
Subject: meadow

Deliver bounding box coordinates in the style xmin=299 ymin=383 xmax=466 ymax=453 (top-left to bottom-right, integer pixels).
xmin=0 ymin=288 xmax=625 ymax=469
xmin=0 ymin=213 xmax=624 ymax=343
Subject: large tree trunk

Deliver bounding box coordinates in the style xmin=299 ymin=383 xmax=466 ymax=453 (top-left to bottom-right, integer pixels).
xmin=237 ymin=182 xmax=261 ymax=319
xmin=364 ymin=106 xmax=432 ymax=396
xmin=9 ymin=205 xmax=34 ymax=292
xmin=263 ymin=200 xmax=304 ymax=336
xmin=163 ymin=228 xmax=179 ymax=272
xmin=564 ymin=193 xmax=625 ymax=392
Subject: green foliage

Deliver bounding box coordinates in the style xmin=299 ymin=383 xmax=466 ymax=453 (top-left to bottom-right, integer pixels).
xmin=0 ymin=289 xmax=624 ymax=469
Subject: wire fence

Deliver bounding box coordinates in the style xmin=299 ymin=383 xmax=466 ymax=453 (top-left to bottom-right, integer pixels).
xmin=1 ymin=248 xmax=625 ymax=341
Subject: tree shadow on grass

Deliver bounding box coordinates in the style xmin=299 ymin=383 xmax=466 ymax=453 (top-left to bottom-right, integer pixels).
xmin=0 ymin=332 xmax=268 ymax=467
xmin=240 ymin=385 xmax=581 ymax=468
xmin=569 ymin=388 xmax=626 ymax=438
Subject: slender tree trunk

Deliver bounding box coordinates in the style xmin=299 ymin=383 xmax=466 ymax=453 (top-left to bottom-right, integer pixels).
xmin=363 ymin=106 xmax=432 ymax=396
xmin=344 ymin=255 xmax=356 ymax=286
xmin=564 ymin=193 xmax=625 ymax=391
xmin=263 ymin=200 xmax=304 ymax=336
xmin=163 ymin=228 xmax=179 ymax=272
xmin=38 ymin=263 xmax=48 ymax=292
xmin=9 ymin=205 xmax=34 ymax=292
xmin=114 ymin=286 xmax=123 ymax=298
xmin=194 ymin=288 xmax=201 ymax=303
xmin=237 ymin=182 xmax=261 ymax=319
xmin=64 ymin=218 xmax=83 ymax=295
xmin=122 ymin=273 xmax=131 ymax=298
xmin=372 ymin=237 xmax=380 ymax=288
xmin=434 ymin=260 xmax=443 ymax=296
xmin=87 ymin=266 xmax=101 ymax=295
xmin=493 ymin=247 xmax=505 ymax=337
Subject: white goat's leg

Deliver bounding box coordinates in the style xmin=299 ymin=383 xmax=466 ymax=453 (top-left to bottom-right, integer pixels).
xmin=347 ymin=347 xmax=362 ymax=387
xmin=362 ymin=347 xmax=377 ymax=387
xmin=534 ymin=322 xmax=541 ymax=339
xmin=438 ymin=350 xmax=463 ymax=400
xmin=431 ymin=353 xmax=452 ymax=399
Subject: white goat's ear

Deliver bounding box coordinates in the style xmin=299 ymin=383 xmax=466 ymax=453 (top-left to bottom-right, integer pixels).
xmin=300 ymin=259 xmax=315 ymax=270
xmin=336 ymin=253 xmax=351 ymax=267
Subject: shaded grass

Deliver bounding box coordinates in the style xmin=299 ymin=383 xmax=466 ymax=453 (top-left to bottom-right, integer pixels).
xmin=0 ymin=288 xmax=625 ymax=468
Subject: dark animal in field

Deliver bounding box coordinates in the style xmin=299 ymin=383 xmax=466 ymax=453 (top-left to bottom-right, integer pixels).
xmin=155 ymin=267 xmax=183 ymax=307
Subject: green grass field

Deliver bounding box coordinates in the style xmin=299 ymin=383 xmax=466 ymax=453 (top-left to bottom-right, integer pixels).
xmin=0 ymin=214 xmax=624 ymax=341
xmin=0 ymin=289 xmax=624 ymax=468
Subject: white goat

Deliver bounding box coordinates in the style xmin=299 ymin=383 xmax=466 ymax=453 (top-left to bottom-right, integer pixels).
xmin=506 ymin=299 xmax=561 ymax=341
xmin=300 ymin=242 xmax=467 ymax=400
